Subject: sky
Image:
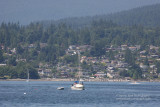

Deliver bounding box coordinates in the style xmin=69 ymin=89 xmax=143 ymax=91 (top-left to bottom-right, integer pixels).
xmin=1 ymin=0 xmax=160 ymax=25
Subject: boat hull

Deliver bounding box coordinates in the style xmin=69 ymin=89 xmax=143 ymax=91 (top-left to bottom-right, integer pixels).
xmin=57 ymin=87 xmax=64 ymax=90
xmin=71 ymin=84 xmax=84 ymax=90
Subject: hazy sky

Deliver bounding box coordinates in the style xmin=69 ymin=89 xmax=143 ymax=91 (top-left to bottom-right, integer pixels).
xmin=1 ymin=0 xmax=160 ymax=25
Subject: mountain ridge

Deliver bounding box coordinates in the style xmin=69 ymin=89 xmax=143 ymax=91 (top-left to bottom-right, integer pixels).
xmin=40 ymin=3 xmax=160 ymax=28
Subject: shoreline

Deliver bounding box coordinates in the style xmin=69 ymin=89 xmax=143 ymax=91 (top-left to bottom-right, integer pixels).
xmin=0 ymin=78 xmax=160 ymax=82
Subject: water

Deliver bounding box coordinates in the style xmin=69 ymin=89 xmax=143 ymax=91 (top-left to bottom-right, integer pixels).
xmin=0 ymin=81 xmax=160 ymax=107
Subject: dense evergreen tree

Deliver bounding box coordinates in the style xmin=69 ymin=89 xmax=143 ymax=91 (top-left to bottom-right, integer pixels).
xmin=124 ymin=49 xmax=135 ymax=66
xmin=16 ymin=45 xmax=24 ymax=54
xmin=8 ymin=56 xmax=17 ymax=66
xmin=107 ymin=50 xmax=115 ymax=60
xmin=156 ymin=61 xmax=160 ymax=74
xmin=0 ymin=49 xmax=4 ymax=63
xmin=120 ymin=64 xmax=142 ymax=79
xmin=90 ymin=40 xmax=106 ymax=57
xmin=144 ymin=57 xmax=149 ymax=66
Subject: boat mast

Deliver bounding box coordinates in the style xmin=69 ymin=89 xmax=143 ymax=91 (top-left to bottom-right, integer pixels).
xmin=78 ymin=50 xmax=81 ymax=80
xmin=27 ymin=69 xmax=29 ymax=80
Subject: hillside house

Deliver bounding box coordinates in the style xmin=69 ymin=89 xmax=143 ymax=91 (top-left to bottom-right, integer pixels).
xmin=94 ymin=72 xmax=107 ymax=78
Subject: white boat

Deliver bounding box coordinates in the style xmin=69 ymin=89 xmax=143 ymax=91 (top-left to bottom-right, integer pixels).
xmin=71 ymin=81 xmax=84 ymax=90
xmin=71 ymin=51 xmax=85 ymax=90
xmin=130 ymin=81 xmax=140 ymax=84
xmin=57 ymin=87 xmax=64 ymax=90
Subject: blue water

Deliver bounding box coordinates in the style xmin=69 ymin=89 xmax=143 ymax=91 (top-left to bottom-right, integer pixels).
xmin=0 ymin=81 xmax=160 ymax=107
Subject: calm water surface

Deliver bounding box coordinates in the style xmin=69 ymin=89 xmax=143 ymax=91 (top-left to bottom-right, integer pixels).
xmin=0 ymin=81 xmax=160 ymax=107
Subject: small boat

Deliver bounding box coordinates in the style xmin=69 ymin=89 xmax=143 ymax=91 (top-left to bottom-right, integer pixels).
xmin=57 ymin=87 xmax=64 ymax=90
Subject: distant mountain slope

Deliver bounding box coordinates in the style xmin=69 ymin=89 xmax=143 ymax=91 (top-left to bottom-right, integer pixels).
xmin=105 ymin=4 xmax=160 ymax=26
xmin=40 ymin=3 xmax=160 ymax=28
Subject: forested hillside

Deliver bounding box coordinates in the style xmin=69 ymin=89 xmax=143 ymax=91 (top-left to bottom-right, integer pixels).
xmin=1 ymin=20 xmax=160 ymax=79
xmin=1 ymin=20 xmax=160 ymax=62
